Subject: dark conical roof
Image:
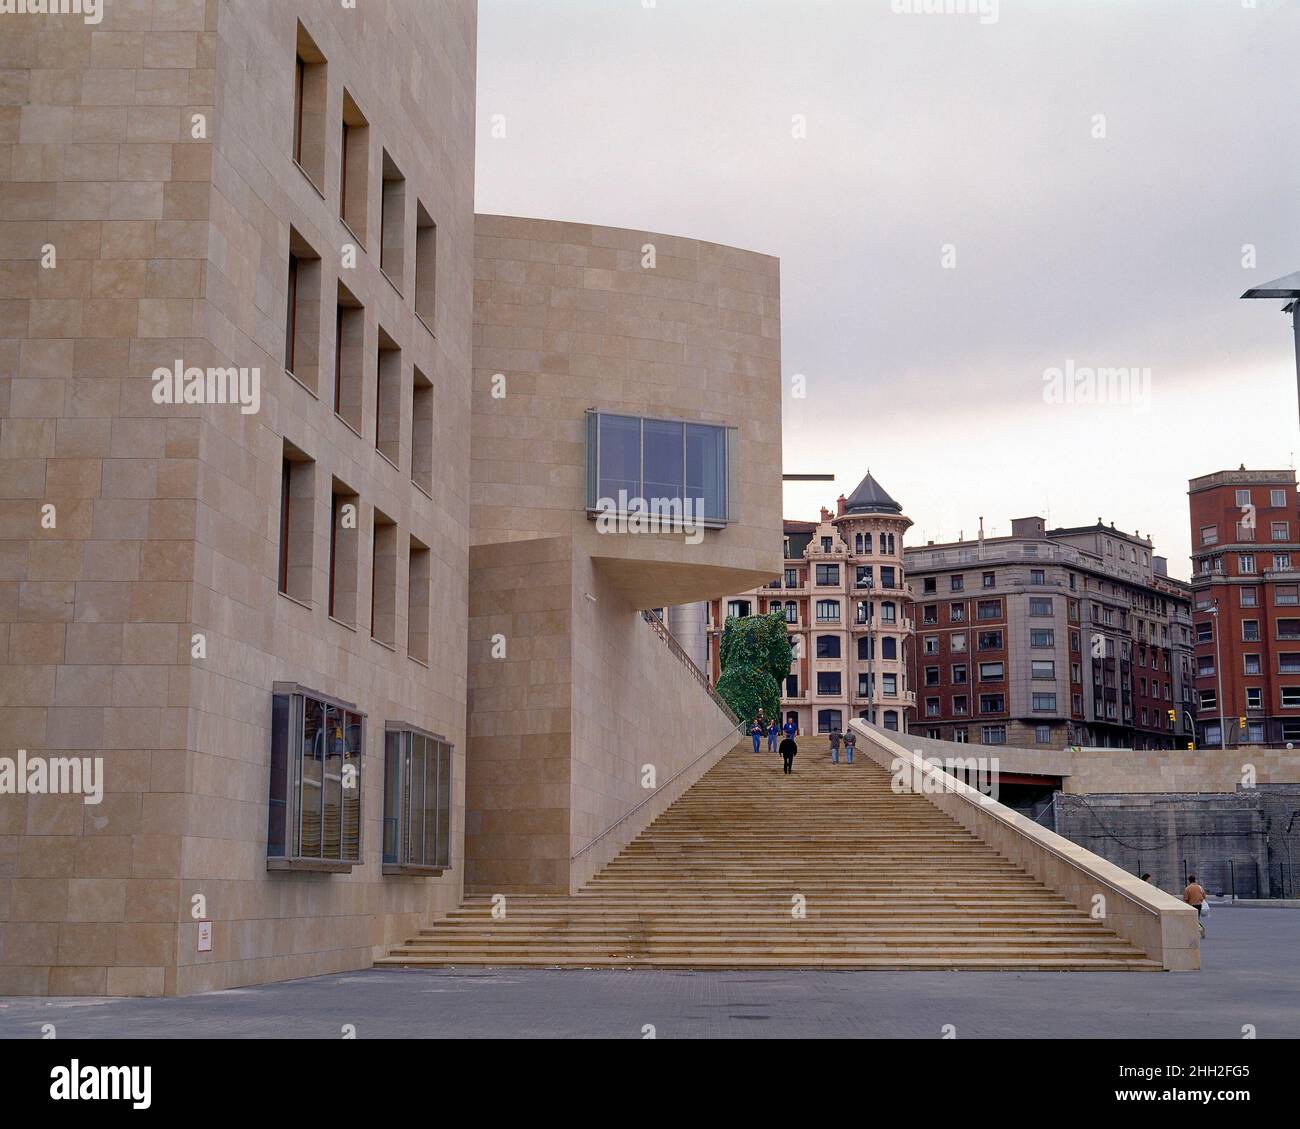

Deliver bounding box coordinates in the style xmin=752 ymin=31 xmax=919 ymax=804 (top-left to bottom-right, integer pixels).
xmin=843 ymin=471 xmax=902 ymax=515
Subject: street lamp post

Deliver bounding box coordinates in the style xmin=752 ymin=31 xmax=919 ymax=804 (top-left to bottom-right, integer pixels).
xmin=1241 ymin=271 xmax=1300 ymax=432
xmin=1209 ymin=600 xmax=1226 ymax=751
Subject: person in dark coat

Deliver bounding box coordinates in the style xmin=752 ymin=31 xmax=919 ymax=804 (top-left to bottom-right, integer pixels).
xmin=778 ymin=736 xmax=798 ymax=774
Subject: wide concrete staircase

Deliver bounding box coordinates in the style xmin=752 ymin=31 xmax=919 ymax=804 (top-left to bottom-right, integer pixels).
xmin=380 ymin=736 xmax=1160 ymax=970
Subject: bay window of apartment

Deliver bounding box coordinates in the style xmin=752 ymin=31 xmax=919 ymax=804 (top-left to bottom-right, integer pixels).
xmin=816 ymin=564 xmax=839 ymax=586
xmin=816 ymin=671 xmax=841 ymax=696
xmin=586 ymin=410 xmax=733 ymax=525
xmin=815 ymin=635 xmax=840 ymax=659
xmin=816 ymin=600 xmax=840 ymax=622
xmin=268 ymin=684 xmax=363 ymax=870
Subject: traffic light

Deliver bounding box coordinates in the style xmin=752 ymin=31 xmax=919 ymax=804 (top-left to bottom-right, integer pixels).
xmin=1186 ymin=741 xmax=1195 ymax=750
xmin=1167 ymin=709 xmax=1176 ymax=725
xmin=1239 ymin=716 xmax=1247 ymax=731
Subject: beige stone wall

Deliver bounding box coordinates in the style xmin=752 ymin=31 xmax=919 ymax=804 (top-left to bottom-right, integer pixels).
xmin=465 ymin=536 xmax=573 ymax=894
xmin=568 ymin=551 xmax=740 ymax=890
xmin=465 ymin=537 xmax=740 ymax=894
xmin=464 ymin=215 xmax=784 ymax=895
xmin=471 ymin=214 xmax=783 ymax=609
xmin=0 ymin=0 xmax=477 ymax=996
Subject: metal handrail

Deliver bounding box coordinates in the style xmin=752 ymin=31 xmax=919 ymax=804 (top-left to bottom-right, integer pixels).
xmin=571 ymin=723 xmax=744 ymax=860
xmin=640 ymin=610 xmax=739 ymax=724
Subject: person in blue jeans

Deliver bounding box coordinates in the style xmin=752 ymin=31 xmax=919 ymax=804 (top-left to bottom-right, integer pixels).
xmin=784 ymin=716 xmax=798 ymax=740
xmin=843 ymin=729 xmax=856 ymax=764
xmin=829 ymin=726 xmax=842 ymax=764
xmin=767 ymin=718 xmax=780 ymax=752
xmin=750 ymin=720 xmax=764 ymax=753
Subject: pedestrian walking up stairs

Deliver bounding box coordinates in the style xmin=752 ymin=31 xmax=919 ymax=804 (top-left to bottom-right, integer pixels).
xmin=379 ymin=735 xmax=1161 ymax=971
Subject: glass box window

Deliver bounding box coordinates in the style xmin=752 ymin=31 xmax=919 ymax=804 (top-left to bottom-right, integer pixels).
xmin=586 ymin=411 xmax=733 ymax=523
xmin=382 ymin=726 xmax=452 ymax=871
xmin=268 ymin=684 xmax=364 ymax=868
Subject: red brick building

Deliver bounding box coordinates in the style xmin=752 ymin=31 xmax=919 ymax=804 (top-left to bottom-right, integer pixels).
xmin=1189 ymin=467 xmax=1300 ymax=748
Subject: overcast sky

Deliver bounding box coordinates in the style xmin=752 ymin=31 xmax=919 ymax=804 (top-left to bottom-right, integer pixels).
xmin=475 ymin=0 xmax=1300 ymax=579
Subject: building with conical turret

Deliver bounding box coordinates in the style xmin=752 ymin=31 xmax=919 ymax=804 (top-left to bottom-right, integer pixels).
xmin=706 ymin=473 xmax=916 ymax=734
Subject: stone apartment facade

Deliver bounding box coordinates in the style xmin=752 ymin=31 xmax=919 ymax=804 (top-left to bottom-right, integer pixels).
xmin=0 ymin=1 xmax=783 ymax=994
xmin=707 ymin=473 xmax=916 ymax=735
xmin=1188 ymin=467 xmax=1300 ymax=748
xmin=905 ymin=517 xmax=1194 ymax=751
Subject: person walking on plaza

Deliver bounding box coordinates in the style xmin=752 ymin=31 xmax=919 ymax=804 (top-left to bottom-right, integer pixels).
xmin=843 ymin=728 xmax=856 ymax=765
xmin=1183 ymin=874 xmax=1207 ymax=936
xmin=829 ymin=725 xmax=842 ymax=764
xmin=767 ymin=717 xmax=780 ymax=753
xmin=779 ymin=735 xmax=798 ymax=775
xmin=750 ymin=720 xmax=764 ymax=753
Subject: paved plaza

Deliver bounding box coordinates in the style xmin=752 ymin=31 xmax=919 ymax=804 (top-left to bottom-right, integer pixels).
xmin=0 ymin=907 xmax=1294 ymax=1040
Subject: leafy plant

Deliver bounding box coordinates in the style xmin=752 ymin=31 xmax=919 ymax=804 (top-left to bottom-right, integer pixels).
xmin=716 ymin=610 xmax=792 ymax=725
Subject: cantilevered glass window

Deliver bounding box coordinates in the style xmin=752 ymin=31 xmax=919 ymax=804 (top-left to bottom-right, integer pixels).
xmin=268 ymin=684 xmax=364 ymax=869
xmin=382 ymin=726 xmax=452 ymax=871
xmin=586 ymin=410 xmax=734 ymax=524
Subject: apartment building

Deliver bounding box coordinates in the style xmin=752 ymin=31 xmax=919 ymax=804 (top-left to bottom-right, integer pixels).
xmin=707 ymin=473 xmax=916 ymax=735
xmin=0 ymin=1 xmax=783 ymax=995
xmin=905 ymin=517 xmax=1194 ymax=751
xmin=1188 ymin=468 xmax=1300 ymax=748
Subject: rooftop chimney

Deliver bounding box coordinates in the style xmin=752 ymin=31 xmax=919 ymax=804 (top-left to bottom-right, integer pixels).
xmin=820 ymin=506 xmax=832 ymax=522
xmin=836 ymin=494 xmax=847 ymax=517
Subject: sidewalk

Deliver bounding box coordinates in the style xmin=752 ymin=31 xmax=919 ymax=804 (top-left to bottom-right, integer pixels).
xmin=0 ymin=906 xmax=1295 ymax=1039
